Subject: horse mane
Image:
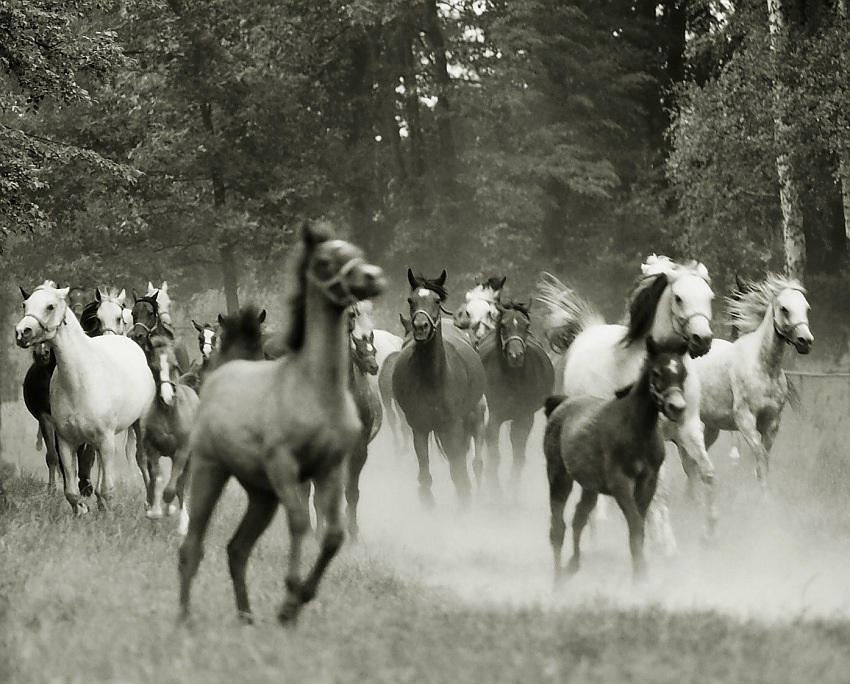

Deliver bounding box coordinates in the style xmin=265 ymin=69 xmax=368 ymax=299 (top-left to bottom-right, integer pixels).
xmin=499 ymin=299 xmax=531 ymax=317
xmin=97 ymin=287 xmax=125 ymax=305
xmin=280 ymin=222 xmax=335 ymax=352
xmin=135 ymin=293 xmax=159 ymax=312
xmin=410 ymin=272 xmax=449 ymax=301
xmin=536 ymin=272 xmax=603 ymax=354
xmin=726 ymin=273 xmax=806 ymax=336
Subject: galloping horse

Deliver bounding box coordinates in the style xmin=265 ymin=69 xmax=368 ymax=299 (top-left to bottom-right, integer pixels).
xmin=478 ymin=300 xmax=554 ymax=497
xmin=142 ymin=334 xmax=199 ymax=536
xmin=16 ymin=282 xmax=155 ymax=513
xmin=392 ymin=269 xmax=487 ymax=507
xmin=673 ymin=274 xmax=813 ymax=498
xmin=545 ymin=337 xmax=689 ymax=582
xmin=454 ymin=275 xmax=506 ymax=347
xmin=538 ymin=256 xmax=716 ymax=552
xmin=178 ymin=223 xmax=385 ymax=625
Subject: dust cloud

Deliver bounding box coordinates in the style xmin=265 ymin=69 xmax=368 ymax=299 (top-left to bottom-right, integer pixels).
xmin=353 ymin=413 xmax=850 ymax=624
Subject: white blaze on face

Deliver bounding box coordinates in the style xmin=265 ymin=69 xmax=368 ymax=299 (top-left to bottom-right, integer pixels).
xmin=202 ymin=329 xmax=215 ymax=358
xmin=159 ymin=353 xmax=174 ymax=405
xmin=417 ymin=288 xmax=430 ymax=298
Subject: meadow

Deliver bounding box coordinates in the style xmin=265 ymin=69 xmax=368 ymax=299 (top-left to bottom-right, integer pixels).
xmin=2 ymin=372 xmax=850 ymax=684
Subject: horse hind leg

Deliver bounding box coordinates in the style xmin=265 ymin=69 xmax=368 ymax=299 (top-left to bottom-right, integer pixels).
xmin=644 ymin=459 xmax=677 ymax=558
xmin=144 ymin=451 xmax=165 ymax=519
xmin=412 ymin=429 xmax=435 ymax=508
xmin=509 ymin=415 xmax=534 ymax=501
xmin=469 ymin=398 xmax=487 ymax=495
xmin=567 ymin=489 xmax=598 ymax=576
xmin=40 ymin=419 xmax=60 ymax=493
xmin=77 ymin=444 xmax=96 ymax=498
xmin=483 ymin=415 xmax=504 ymax=500
xmin=346 ymin=439 xmax=369 ymax=542
xmin=94 ymin=432 xmax=120 ymax=511
xmin=443 ymin=427 xmax=473 ymax=509
xmin=227 ymin=485 xmax=278 ymax=624
xmin=547 ymin=457 xmax=573 ymax=584
xmin=55 ymin=435 xmax=86 ymax=515
xmin=178 ymin=459 xmax=229 ymax=622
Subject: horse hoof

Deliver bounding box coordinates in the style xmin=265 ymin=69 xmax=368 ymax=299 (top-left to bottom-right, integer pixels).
xmin=166 ymin=501 xmax=179 ymax=517
xmin=277 ymin=602 xmax=301 ymax=627
xmin=146 ymin=508 xmax=164 ymax=520
xmin=418 ymin=491 xmax=436 ymax=510
xmin=565 ymin=557 xmax=580 ymax=576
xmin=80 ymin=484 xmax=94 ymax=498
xmin=237 ymin=611 xmax=254 ymax=626
xmin=74 ymin=501 xmax=89 ymax=516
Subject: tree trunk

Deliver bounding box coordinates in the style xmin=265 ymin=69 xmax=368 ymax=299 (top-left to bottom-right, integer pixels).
xmin=766 ymin=0 xmax=806 ymax=281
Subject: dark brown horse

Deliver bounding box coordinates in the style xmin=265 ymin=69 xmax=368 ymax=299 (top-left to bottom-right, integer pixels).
xmin=391 ymin=270 xmax=487 ymax=507
xmin=128 ymin=294 xmax=173 ymax=357
xmin=478 ymin=301 xmax=554 ymax=498
xmin=544 ymin=337 xmax=688 ymax=582
xmin=178 ymin=223 xmax=385 ymax=626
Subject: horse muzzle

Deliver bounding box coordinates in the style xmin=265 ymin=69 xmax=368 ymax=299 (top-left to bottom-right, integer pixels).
xmin=348 ymin=264 xmax=387 ymax=301
xmin=15 ymin=321 xmax=38 ymax=348
xmin=792 ymin=327 xmax=814 ymax=355
xmin=662 ymin=391 xmax=687 ymax=422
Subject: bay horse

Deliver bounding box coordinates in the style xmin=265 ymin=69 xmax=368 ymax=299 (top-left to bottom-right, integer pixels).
xmin=478 ymin=300 xmax=554 ymax=497
xmin=672 ymin=274 xmax=813 ymax=499
xmin=178 ymin=223 xmax=385 ymax=625
xmin=391 ymin=269 xmax=487 ymax=507
xmin=538 ymin=255 xmax=716 ymax=553
xmin=128 ymin=293 xmax=172 ymax=358
xmin=216 ymin=307 xmax=267 ymax=361
xmin=454 ymin=275 xmax=506 ymax=348
xmin=142 ymin=334 xmax=199 ymax=536
xmin=179 ymin=320 xmax=218 ymax=392
xmin=144 ymin=280 xmax=191 ymax=370
xmin=544 ymin=337 xmax=689 ymax=582
xmin=68 ymin=286 xmax=88 ymax=319
xmin=16 ymin=282 xmax=155 ymax=513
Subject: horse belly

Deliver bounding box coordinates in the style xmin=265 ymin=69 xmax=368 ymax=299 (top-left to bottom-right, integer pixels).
xmin=556 ymin=399 xmax=608 ymax=489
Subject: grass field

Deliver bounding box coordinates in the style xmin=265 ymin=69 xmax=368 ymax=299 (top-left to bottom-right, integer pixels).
xmin=2 ymin=374 xmax=850 ymax=684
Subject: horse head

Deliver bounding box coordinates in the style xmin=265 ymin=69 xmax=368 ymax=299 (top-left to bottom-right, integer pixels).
xmin=129 ymin=294 xmax=161 ymax=353
xmin=93 ymin=287 xmax=128 ymax=335
xmin=620 ymin=337 xmax=689 ymax=423
xmin=497 ymin=300 xmax=532 ymax=368
xmin=773 ymin=283 xmax=813 ymax=355
xmin=149 ymin=334 xmax=179 ymax=406
xmin=68 ymin=286 xmax=87 ymax=319
xmin=406 ymin=269 xmax=448 ymax=343
xmin=350 ymin=331 xmax=379 ymax=375
xmin=146 ymin=281 xmax=172 ymax=326
xmin=627 ymin=257 xmax=713 ymax=358
xmin=456 ymin=278 xmax=503 ymax=345
xmin=16 ymin=282 xmax=70 ymax=348
xmin=192 ymin=320 xmax=218 ymax=360
xmin=217 ymin=307 xmax=267 ymax=361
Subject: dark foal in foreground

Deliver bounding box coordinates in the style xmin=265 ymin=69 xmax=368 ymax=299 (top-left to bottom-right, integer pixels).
xmin=544 ymin=337 xmax=689 ymax=582
xmin=478 ymin=301 xmax=554 ymax=498
xmin=178 ymin=223 xmax=385 ymax=626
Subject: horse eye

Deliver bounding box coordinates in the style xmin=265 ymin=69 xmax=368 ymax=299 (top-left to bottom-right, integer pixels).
xmin=47 ymin=304 xmax=55 ymax=311
xmin=780 ymin=306 xmax=788 ymax=315
xmin=674 ymin=295 xmax=682 ymax=305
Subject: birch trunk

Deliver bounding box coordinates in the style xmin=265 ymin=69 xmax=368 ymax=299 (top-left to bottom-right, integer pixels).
xmin=835 ymin=1 xmax=850 ymax=251
xmin=766 ymin=0 xmax=806 ymax=281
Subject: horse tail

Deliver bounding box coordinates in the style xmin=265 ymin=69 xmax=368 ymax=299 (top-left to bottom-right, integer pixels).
xmin=544 ymin=394 xmax=568 ymax=418
xmin=786 ymin=374 xmax=803 ymax=415
xmin=536 ymin=272 xmax=604 ymax=355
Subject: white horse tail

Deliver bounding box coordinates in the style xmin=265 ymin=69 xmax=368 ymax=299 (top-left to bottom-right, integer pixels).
xmin=785 ymin=373 xmax=803 ymax=415
xmin=536 ymin=273 xmax=604 ymax=355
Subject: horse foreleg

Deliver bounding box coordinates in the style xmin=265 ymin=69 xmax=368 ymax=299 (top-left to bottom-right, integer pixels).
xmin=443 ymin=425 xmax=472 ymax=509
xmin=412 ymin=429 xmax=434 ymax=508
xmin=644 ymin=459 xmax=677 ymax=558
xmin=265 ymin=450 xmax=315 ymax=626
xmin=56 ymin=435 xmax=86 ymax=515
xmin=610 ymin=474 xmax=647 ymax=582
xmin=284 ymin=468 xmax=346 ymax=625
xmin=470 ymin=400 xmax=486 ymax=496
xmin=733 ymin=405 xmax=770 ymax=499
xmin=164 ymin=445 xmax=190 ymax=520
xmin=672 ymin=417 xmax=717 ymax=541
xmin=77 ymin=444 xmax=96 ymax=498
xmin=227 ymin=485 xmax=278 ymax=623
xmin=94 ymin=432 xmax=118 ymax=511
xmin=547 ymin=458 xmax=572 ymax=584
xmin=509 ymin=415 xmax=534 ymax=500
xmin=40 ymin=419 xmax=60 ymax=493
xmin=345 ymin=438 xmax=369 ymax=542
xmin=483 ymin=415 xmax=503 ymax=499
xmin=144 ymin=450 xmax=165 ymax=519
xmin=568 ymin=489 xmax=598 ymax=576
xmin=178 ymin=459 xmax=229 ymax=622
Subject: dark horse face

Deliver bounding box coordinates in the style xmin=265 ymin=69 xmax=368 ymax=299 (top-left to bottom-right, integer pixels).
xmin=129 ymin=295 xmax=160 ymax=353
xmin=350 ymin=332 xmax=379 ymax=375
xmin=31 ymin=341 xmax=52 ymax=366
xmin=68 ymin=287 xmax=87 ymax=319
xmin=406 ymin=269 xmax=447 ymax=343
xmin=646 ymin=337 xmax=689 ymax=423
xmin=498 ymin=303 xmax=532 ymax=368
xmin=192 ymin=320 xmax=218 ymax=360
xmin=217 ymin=307 xmax=267 ymax=360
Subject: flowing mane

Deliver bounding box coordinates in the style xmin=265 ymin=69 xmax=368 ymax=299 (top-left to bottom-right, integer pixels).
xmin=409 ymin=273 xmax=449 ymax=301
xmin=726 ymin=273 xmax=805 ymax=336
xmin=466 ymin=283 xmax=499 ymax=304
xmin=536 ymin=272 xmax=603 ymax=354
xmin=279 ymin=222 xmax=334 ymax=352
xmin=623 ymin=258 xmax=711 ymax=347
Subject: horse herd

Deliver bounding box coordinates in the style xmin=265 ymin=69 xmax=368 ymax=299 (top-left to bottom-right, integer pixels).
xmin=12 ymin=226 xmax=814 ymax=625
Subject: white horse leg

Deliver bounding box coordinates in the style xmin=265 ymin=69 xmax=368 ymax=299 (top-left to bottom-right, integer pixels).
xmin=95 ymin=432 xmax=118 ymax=510
xmin=734 ymin=406 xmax=770 ymax=500
xmin=41 ymin=419 xmax=61 ymax=493
xmin=673 ymin=418 xmax=717 ymax=540
xmin=56 ymin=435 xmax=87 ymax=515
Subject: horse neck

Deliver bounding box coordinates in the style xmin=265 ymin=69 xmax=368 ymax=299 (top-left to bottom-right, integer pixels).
xmin=298 ymin=283 xmax=350 ymax=396
xmin=411 ymin=323 xmax=447 ymax=378
xmin=50 ymin=309 xmax=94 ymax=381
xmin=755 ymin=301 xmax=786 ymax=376
xmin=619 ymin=368 xmax=660 ymax=434
xmin=648 ymin=285 xmax=678 ymax=346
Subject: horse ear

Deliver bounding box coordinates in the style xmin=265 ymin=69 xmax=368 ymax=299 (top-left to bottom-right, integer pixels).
xmin=192 ymin=320 xmax=204 ymax=333
xmin=19 ymin=286 xmax=30 ymax=300
xmin=132 ymin=288 xmax=139 ymax=303
xmin=454 ymin=305 xmax=470 ymax=329
xmin=493 ymin=275 xmax=507 ymax=291
xmin=615 ymin=384 xmax=633 ymax=399
xmin=56 ymin=287 xmax=70 ymax=299
xmin=117 ymin=289 xmax=126 ymax=305
xmin=146 ymin=281 xmax=156 ymax=295
xmin=437 ymin=270 xmax=447 ymax=286
xmin=161 ymin=281 xmax=168 ymax=293
xmin=95 ymin=287 xmax=103 ymax=302
xmin=399 ymin=313 xmax=412 ymax=335
xmin=368 ymin=331 xmax=375 ymax=343
xmin=407 ymin=268 xmax=417 ymax=289
xmin=257 ymin=309 xmax=267 ymax=324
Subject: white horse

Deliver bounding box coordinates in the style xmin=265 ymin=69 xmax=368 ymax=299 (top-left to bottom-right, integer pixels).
xmin=16 ymin=282 xmax=155 ymax=513
xmin=454 ymin=276 xmax=506 ymax=346
xmin=667 ymin=274 xmax=813 ymax=500
xmin=538 ymin=256 xmax=717 ymax=554
xmin=146 ymin=280 xmax=172 ymax=326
